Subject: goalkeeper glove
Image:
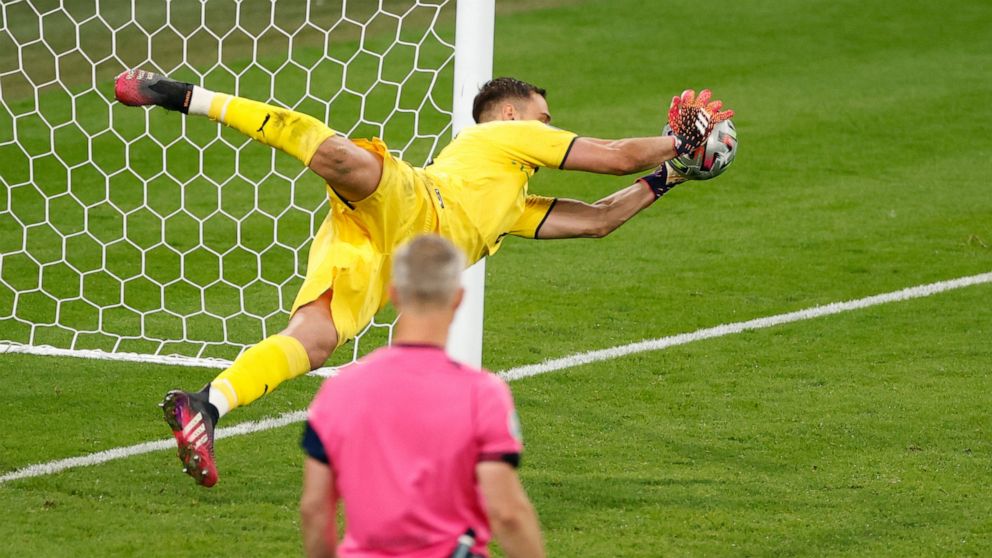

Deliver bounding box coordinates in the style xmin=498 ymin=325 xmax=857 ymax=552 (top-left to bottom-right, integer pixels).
xmin=639 ymin=163 xmax=678 ymax=200
xmin=667 ymin=88 xmax=734 ymax=155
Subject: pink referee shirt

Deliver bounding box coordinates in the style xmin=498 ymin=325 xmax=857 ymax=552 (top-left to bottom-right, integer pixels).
xmin=304 ymin=344 xmax=524 ymax=558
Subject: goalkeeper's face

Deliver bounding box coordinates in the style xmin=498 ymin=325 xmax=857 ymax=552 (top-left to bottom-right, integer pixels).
xmin=506 ymin=93 xmax=552 ymax=125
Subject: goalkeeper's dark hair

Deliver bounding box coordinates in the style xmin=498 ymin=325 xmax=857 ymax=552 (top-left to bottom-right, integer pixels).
xmin=472 ymin=77 xmax=547 ymax=123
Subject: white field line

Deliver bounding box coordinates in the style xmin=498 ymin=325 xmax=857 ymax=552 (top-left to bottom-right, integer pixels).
xmin=0 ymin=411 xmax=308 ymax=485
xmin=0 ymin=343 xmax=347 ymax=375
xmin=0 ymin=345 xmax=236 ymax=370
xmin=1 ymin=271 xmax=990 ymax=486
xmin=499 ymin=271 xmax=992 ymax=382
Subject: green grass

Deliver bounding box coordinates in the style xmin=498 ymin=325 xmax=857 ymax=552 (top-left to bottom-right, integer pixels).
xmin=2 ymin=0 xmax=992 ymax=556
xmin=521 ymin=284 xmax=992 ymax=556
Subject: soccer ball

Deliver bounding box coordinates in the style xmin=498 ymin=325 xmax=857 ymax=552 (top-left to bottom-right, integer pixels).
xmin=663 ymin=119 xmax=738 ymax=180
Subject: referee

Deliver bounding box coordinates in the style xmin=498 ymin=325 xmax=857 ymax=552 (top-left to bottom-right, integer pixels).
xmin=300 ymin=235 xmax=544 ymax=558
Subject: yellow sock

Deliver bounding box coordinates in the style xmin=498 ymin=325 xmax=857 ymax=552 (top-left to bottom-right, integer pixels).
xmin=205 ymin=93 xmax=337 ymax=166
xmin=209 ymin=334 xmax=311 ymax=417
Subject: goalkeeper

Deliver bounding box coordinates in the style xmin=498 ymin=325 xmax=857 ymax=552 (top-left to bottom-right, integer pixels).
xmin=115 ymin=70 xmax=733 ymax=487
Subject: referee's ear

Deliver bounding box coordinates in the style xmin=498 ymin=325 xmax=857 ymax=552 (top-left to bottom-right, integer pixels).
xmin=450 ymin=287 xmax=465 ymax=313
xmin=388 ymin=285 xmax=402 ymax=311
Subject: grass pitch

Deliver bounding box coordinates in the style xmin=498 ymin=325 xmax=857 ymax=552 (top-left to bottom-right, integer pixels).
xmin=2 ymin=0 xmax=992 ymax=556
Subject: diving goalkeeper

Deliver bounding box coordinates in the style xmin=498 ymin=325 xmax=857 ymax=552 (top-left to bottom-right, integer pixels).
xmin=115 ymin=70 xmax=733 ymax=487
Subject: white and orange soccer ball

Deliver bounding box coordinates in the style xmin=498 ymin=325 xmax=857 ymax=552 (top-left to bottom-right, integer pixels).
xmin=664 ymin=119 xmax=738 ymax=180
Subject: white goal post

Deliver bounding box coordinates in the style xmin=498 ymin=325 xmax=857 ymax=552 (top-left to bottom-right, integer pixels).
xmin=0 ymin=0 xmax=488 ymax=370
xmin=446 ymin=0 xmax=493 ymax=367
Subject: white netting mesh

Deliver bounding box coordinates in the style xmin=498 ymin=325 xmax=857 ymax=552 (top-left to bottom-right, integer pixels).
xmin=0 ymin=0 xmax=455 ymax=364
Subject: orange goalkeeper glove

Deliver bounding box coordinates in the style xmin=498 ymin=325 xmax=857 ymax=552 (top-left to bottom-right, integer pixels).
xmin=667 ymin=88 xmax=734 ymax=155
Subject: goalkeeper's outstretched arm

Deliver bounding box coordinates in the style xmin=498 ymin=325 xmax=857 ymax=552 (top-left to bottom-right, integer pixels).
xmin=561 ymin=136 xmax=682 ymax=176
xmin=536 ymin=163 xmax=687 ymax=239
xmin=539 ymin=89 xmax=735 ymax=238
xmin=557 ymin=89 xmax=734 ymax=176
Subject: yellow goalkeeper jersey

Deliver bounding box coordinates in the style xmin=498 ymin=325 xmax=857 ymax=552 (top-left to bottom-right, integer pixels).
xmin=425 ymin=119 xmax=577 ymax=261
xmin=295 ymin=119 xmax=576 ymax=344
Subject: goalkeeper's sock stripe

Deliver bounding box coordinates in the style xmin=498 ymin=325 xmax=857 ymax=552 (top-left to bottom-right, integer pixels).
xmin=207 ymin=379 xmax=237 ymax=419
xmin=202 ymin=93 xmax=337 ymax=166
xmin=208 ymin=93 xmax=234 ymax=123
xmin=187 ymin=85 xmax=215 ymax=117
xmin=210 ymin=334 xmax=311 ymax=412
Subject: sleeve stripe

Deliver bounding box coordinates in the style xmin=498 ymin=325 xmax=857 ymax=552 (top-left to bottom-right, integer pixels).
xmin=301 ymin=421 xmax=330 ymax=465
xmin=557 ymin=136 xmax=579 ymax=170
xmin=533 ymin=198 xmax=558 ymax=239
xmin=479 ymin=452 xmax=521 ymax=468
xmin=330 ymin=187 xmax=355 ymax=210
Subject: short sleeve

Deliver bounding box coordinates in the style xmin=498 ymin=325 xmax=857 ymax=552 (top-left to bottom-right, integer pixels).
xmin=305 ymin=377 xmax=338 ymax=464
xmin=507 ymin=195 xmax=557 ymax=239
xmin=474 ymin=374 xmax=524 ymax=467
xmin=301 ymin=420 xmax=329 ymax=464
xmin=490 ymin=121 xmax=578 ymax=170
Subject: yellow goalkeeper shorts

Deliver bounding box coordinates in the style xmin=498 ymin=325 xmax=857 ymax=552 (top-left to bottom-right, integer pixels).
xmin=291 ymin=137 xmax=439 ymax=347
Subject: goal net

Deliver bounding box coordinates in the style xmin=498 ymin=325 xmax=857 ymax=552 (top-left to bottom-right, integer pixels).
xmin=0 ymin=0 xmax=471 ymax=370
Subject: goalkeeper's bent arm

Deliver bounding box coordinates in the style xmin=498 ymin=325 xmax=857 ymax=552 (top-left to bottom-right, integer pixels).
xmin=535 ymin=163 xmax=686 ymax=239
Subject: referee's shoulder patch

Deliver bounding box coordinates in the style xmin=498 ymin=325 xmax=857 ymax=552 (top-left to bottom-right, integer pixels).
xmin=508 ymin=409 xmax=523 ymax=444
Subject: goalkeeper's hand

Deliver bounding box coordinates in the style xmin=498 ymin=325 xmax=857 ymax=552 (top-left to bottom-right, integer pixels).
xmin=639 ymin=162 xmax=689 ymax=200
xmin=667 ymin=89 xmax=734 ymax=156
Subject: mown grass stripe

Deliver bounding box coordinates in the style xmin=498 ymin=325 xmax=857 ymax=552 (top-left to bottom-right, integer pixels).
xmin=2 ymin=270 xmax=990 ymax=485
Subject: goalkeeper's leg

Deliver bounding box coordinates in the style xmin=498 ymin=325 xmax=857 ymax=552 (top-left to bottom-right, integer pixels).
xmin=114 ymin=69 xmax=382 ymax=202
xmin=161 ymin=290 xmax=337 ymax=487
xmin=209 ymin=289 xmax=337 ymax=418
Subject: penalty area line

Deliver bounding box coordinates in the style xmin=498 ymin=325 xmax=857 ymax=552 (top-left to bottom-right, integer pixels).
xmin=1 ymin=270 xmax=990 ymax=485
xmin=0 ymin=439 xmax=175 ymax=485
xmin=0 ymin=411 xmax=308 ymax=485
xmin=498 ymin=270 xmax=992 ymax=382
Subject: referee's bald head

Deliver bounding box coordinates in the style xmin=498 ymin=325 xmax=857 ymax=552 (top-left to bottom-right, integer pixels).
xmin=391 ymin=235 xmax=465 ymax=311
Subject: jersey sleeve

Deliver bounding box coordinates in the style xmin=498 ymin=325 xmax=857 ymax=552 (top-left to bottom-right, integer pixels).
xmin=507 ymin=195 xmax=558 ymax=239
xmin=304 ymin=378 xmax=338 ymax=464
xmin=492 ymin=120 xmax=578 ymax=169
xmin=301 ymin=421 xmax=329 ymax=464
xmin=474 ymin=374 xmax=524 ymax=467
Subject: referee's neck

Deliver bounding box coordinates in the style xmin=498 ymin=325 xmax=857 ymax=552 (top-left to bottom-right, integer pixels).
xmin=392 ymin=312 xmax=452 ymax=349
